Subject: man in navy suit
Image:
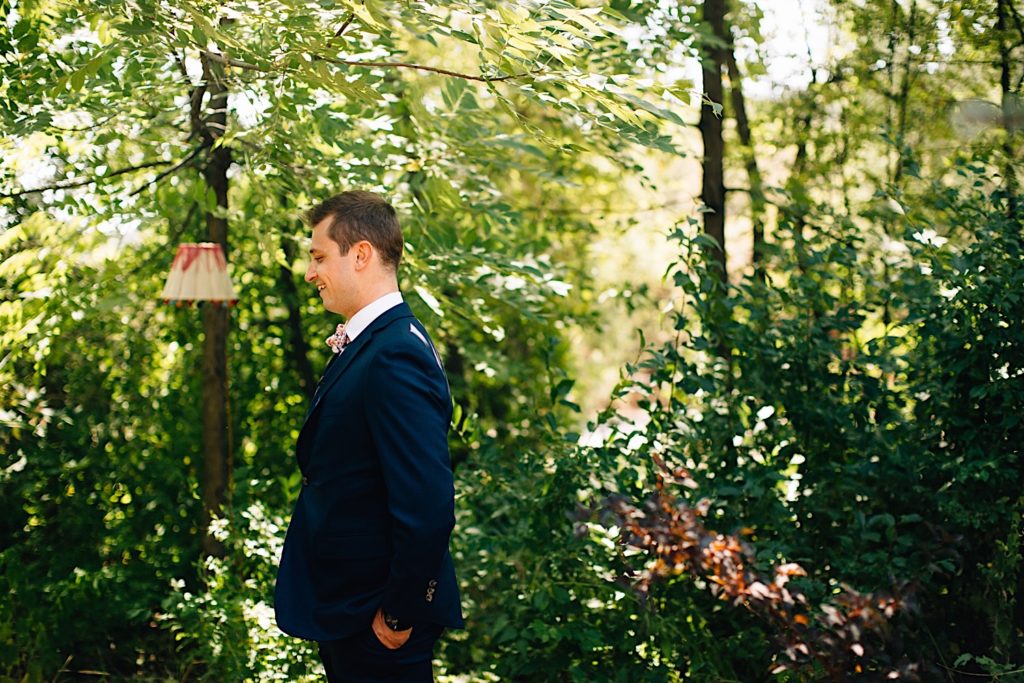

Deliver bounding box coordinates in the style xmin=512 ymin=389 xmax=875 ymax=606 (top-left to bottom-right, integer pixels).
xmin=275 ymin=191 xmax=463 ymax=682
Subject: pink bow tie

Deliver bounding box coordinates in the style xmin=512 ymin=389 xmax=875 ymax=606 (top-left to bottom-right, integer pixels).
xmin=326 ymin=324 xmax=351 ymax=353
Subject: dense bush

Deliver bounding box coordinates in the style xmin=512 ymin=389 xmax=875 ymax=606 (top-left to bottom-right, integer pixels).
xmin=567 ymin=167 xmax=1023 ymax=679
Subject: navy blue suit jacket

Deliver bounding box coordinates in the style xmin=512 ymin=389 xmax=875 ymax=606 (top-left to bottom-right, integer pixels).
xmin=274 ymin=301 xmax=464 ymax=641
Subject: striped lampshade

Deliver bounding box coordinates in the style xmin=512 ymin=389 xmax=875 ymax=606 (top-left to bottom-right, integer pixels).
xmin=161 ymin=242 xmax=238 ymax=305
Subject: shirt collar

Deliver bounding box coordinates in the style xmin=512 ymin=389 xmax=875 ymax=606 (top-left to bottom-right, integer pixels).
xmin=344 ymin=291 xmax=404 ymax=341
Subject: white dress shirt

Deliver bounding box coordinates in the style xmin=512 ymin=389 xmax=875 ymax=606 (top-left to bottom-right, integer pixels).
xmin=344 ymin=291 xmax=404 ymax=342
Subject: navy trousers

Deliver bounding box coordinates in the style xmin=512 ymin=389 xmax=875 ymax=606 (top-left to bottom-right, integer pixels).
xmin=318 ymin=624 xmax=443 ymax=683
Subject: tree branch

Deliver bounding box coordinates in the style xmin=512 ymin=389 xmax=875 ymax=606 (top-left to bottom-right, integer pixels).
xmin=0 ymin=159 xmax=173 ymax=200
xmin=46 ymin=113 xmax=117 ymax=133
xmin=201 ymin=50 xmax=536 ymax=83
xmin=317 ymin=55 xmax=536 ymax=82
xmin=1008 ymin=0 xmax=1024 ymax=50
xmin=334 ymin=13 xmax=355 ymax=38
xmin=1 ymin=145 xmax=205 ymax=201
xmin=173 ymin=48 xmax=190 ymax=82
xmin=130 ymin=145 xmax=205 ymax=196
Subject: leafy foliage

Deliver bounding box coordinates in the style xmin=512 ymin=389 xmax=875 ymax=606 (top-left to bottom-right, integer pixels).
xmin=577 ymin=162 xmax=1022 ymax=679
xmin=1 ymin=0 xmax=1022 ymax=681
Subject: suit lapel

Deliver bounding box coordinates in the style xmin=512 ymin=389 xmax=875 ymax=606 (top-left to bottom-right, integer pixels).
xmin=301 ymin=333 xmax=368 ymax=424
xmin=300 ymin=302 xmax=415 ymax=428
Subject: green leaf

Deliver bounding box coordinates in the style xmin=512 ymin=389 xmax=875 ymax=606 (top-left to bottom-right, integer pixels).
xmin=414 ymin=285 xmax=444 ymax=317
xmin=69 ymin=69 xmax=86 ymax=92
xmin=551 ymin=378 xmax=574 ymax=402
xmin=617 ymin=92 xmax=685 ymax=126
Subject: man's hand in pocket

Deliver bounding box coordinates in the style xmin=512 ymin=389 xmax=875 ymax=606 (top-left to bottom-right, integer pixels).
xmin=372 ymin=608 xmax=412 ymax=649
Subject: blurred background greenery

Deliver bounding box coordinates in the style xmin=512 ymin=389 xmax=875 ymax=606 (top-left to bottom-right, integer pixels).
xmin=1 ymin=0 xmax=1022 ymax=680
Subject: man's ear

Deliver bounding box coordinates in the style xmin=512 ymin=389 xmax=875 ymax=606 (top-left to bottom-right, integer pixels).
xmin=353 ymin=241 xmax=374 ymax=270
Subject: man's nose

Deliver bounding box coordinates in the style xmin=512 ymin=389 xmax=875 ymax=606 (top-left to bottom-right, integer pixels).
xmin=304 ymin=263 xmax=316 ymax=282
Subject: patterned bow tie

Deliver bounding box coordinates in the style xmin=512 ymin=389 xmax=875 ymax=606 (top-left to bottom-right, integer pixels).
xmin=326 ymin=323 xmax=351 ymax=354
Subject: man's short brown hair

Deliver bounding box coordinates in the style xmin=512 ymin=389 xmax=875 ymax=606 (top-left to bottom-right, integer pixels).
xmin=306 ymin=191 xmax=403 ymax=270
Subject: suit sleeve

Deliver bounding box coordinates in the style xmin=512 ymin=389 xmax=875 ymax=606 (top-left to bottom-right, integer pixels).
xmin=365 ymin=338 xmax=455 ymax=623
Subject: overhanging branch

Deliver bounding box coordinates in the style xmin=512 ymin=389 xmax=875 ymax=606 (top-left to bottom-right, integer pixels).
xmin=202 ymin=50 xmax=536 ymax=83
xmin=333 ymin=13 xmax=355 ymax=38
xmin=1 ymin=146 xmax=205 ymax=201
xmin=130 ymin=145 xmax=205 ymax=196
xmin=318 ymin=55 xmax=536 ymax=83
xmin=0 ymin=159 xmax=171 ymax=200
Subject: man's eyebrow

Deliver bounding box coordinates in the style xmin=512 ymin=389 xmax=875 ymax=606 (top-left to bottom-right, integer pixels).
xmin=309 ymin=247 xmax=321 ymax=255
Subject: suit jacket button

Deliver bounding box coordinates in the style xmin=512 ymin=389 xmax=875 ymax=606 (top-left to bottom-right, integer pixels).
xmin=302 ymin=476 xmax=309 ymax=485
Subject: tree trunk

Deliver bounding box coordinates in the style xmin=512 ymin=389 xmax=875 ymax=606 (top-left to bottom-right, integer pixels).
xmin=884 ymin=0 xmax=900 ymax=191
xmin=700 ymin=0 xmax=728 ymax=287
xmin=197 ymin=52 xmax=232 ymax=559
xmin=892 ymin=0 xmax=917 ymax=188
xmin=996 ymin=0 xmax=1019 ymax=217
xmin=699 ymin=0 xmax=731 ymax=365
xmin=995 ymin=0 xmax=1022 ymax=656
xmin=879 ymin=0 xmax=917 ymax=329
xmin=786 ymin=67 xmax=819 ymax=279
xmin=726 ymin=49 xmax=766 ymax=283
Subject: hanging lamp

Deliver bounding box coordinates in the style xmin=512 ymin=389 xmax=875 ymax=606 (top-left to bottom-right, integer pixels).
xmin=161 ymin=242 xmax=238 ymax=306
